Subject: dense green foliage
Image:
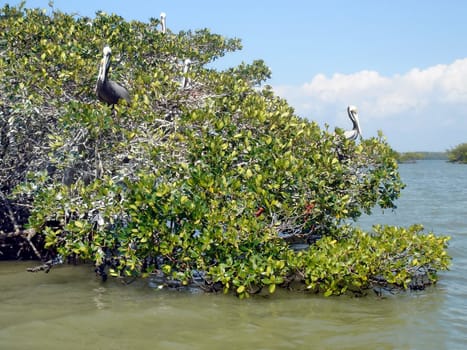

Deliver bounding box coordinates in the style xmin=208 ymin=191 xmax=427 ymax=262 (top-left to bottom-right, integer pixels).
xmin=447 ymin=143 xmax=467 ymax=163
xmin=0 ymin=3 xmax=450 ymax=297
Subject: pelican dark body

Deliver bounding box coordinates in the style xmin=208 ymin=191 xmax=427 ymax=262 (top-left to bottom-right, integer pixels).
xmin=95 ymin=46 xmax=131 ymax=105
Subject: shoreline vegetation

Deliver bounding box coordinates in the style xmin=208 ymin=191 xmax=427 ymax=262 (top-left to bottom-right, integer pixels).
xmin=446 ymin=143 xmax=467 ymax=164
xmin=396 ymin=148 xmax=467 ymax=164
xmin=396 ymin=152 xmax=448 ymax=163
xmin=0 ymin=3 xmax=451 ymax=297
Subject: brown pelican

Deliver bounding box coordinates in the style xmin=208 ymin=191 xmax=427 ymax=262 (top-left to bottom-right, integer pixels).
xmin=95 ymin=46 xmax=130 ymax=106
xmin=160 ymin=12 xmax=166 ymax=34
xmin=181 ymin=58 xmax=192 ymax=89
xmin=344 ymin=105 xmax=362 ymax=140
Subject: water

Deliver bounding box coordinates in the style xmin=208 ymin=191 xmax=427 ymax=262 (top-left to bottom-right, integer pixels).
xmin=1 ymin=160 xmax=466 ymax=349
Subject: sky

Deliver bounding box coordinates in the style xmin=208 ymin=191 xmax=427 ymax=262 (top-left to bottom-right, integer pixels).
xmin=4 ymin=1 xmax=467 ymax=151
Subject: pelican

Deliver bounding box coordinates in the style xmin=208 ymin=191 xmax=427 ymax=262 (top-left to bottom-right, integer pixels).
xmin=160 ymin=12 xmax=166 ymax=34
xmin=95 ymin=46 xmax=130 ymax=106
xmin=181 ymin=58 xmax=192 ymax=89
xmin=343 ymin=105 xmax=362 ymax=140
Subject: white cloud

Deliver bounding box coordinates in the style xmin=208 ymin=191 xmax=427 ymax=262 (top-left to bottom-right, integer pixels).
xmin=273 ymin=58 xmax=467 ymax=151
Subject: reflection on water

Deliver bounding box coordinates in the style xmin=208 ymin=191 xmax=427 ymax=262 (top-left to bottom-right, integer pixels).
xmin=1 ymin=161 xmax=466 ymax=349
xmin=93 ymin=287 xmax=107 ymax=310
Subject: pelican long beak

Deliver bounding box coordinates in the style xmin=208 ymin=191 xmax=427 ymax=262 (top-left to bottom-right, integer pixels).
xmin=354 ymin=112 xmax=362 ymax=137
xmin=97 ymin=53 xmax=110 ymax=83
xmin=103 ymin=53 xmax=110 ymax=75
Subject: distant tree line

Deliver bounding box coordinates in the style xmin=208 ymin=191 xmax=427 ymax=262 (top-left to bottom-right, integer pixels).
xmin=396 ymin=152 xmax=448 ymax=163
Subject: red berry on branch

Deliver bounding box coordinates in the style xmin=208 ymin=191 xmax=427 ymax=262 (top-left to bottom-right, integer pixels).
xmin=255 ymin=207 xmax=265 ymax=217
xmin=304 ymin=202 xmax=315 ymax=214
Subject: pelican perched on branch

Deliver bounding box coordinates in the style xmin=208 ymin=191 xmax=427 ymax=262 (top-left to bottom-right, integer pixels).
xmin=181 ymin=58 xmax=192 ymax=89
xmin=95 ymin=46 xmax=130 ymax=106
xmin=160 ymin=12 xmax=166 ymax=33
xmin=343 ymin=105 xmax=362 ymax=140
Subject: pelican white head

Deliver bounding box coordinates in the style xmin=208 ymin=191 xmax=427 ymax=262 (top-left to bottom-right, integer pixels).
xmin=183 ymin=58 xmax=192 ymax=72
xmin=103 ymin=46 xmax=112 ymax=56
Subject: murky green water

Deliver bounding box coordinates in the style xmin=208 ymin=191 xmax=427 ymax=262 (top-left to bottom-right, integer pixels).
xmin=0 ymin=262 xmax=451 ymax=350
xmin=1 ymin=161 xmax=466 ymax=349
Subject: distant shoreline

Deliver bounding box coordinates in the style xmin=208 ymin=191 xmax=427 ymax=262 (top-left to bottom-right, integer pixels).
xmin=397 ymin=152 xmax=448 ymax=163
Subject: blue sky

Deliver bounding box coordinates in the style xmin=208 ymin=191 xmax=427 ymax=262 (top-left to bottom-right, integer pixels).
xmin=4 ymin=0 xmax=467 ymax=151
